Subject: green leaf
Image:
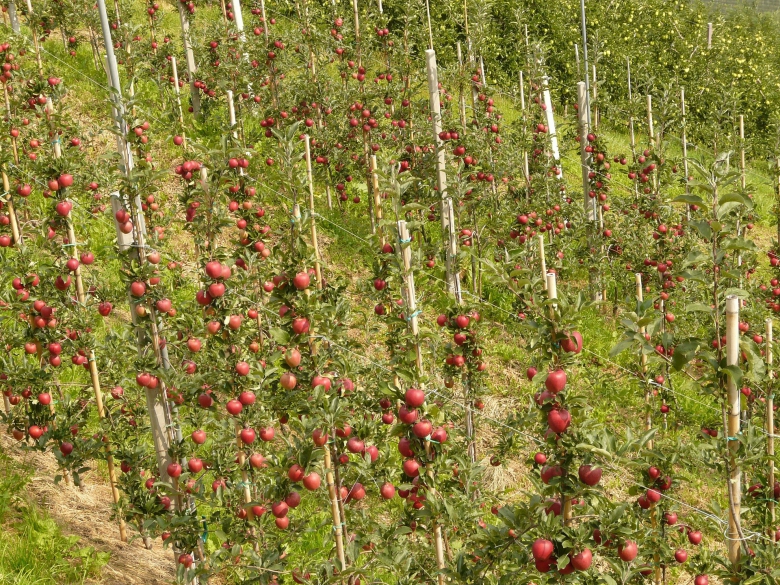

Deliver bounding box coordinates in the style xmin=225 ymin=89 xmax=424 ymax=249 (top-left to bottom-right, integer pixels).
xmin=721 ymin=237 xmax=757 ymax=252
xmin=609 ymin=338 xmax=635 ymax=357
xmin=686 ymin=303 xmax=713 ymax=314
xmin=269 ymin=328 xmax=291 ymax=345
xmin=689 ymin=220 xmax=712 ymax=240
xmin=722 ymin=365 xmax=743 ymax=387
xmin=719 ymin=191 xmax=753 ymax=207
xmin=672 ymin=194 xmax=704 ymax=205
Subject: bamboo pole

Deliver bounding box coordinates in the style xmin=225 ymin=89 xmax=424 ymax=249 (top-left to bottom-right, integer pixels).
xmin=23 ymin=0 xmax=43 ymax=78
xmin=739 ymin=115 xmax=746 ymax=191
xmin=768 ymin=318 xmax=775 ymax=537
xmin=636 ymin=274 xmax=652 ymax=449
xmin=519 ymin=71 xmax=530 ymax=188
xmin=323 ymin=443 xmax=346 ymax=569
xmin=637 ymin=271 xmax=659 ymax=585
xmin=646 ymin=95 xmax=655 ymax=146
xmin=681 ymin=88 xmax=690 ymax=220
xmin=397 ymin=221 xmax=422 ymax=373
xmin=304 ymin=135 xmax=323 ymax=286
xmin=725 ymin=295 xmax=741 ymax=564
xmin=259 ymin=0 xmax=268 ymax=43
xmin=591 ymin=64 xmax=598 ymax=129
xmin=425 ymin=49 xmax=461 ymax=302
xmin=627 ymin=59 xmax=636 ymax=158
xmin=1 ymin=170 xmax=21 ymax=247
xmin=456 ymin=43 xmax=467 ymax=128
xmin=171 ymin=57 xmax=186 ymax=147
xmin=352 ymin=0 xmax=361 ymax=68
xmin=370 ymin=155 xmax=384 ymax=245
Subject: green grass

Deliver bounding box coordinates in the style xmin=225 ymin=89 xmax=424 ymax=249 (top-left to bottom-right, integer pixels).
xmin=0 ymin=450 xmax=108 ymax=585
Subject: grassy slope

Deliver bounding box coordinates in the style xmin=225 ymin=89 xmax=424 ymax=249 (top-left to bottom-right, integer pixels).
xmin=0 ymin=451 xmax=108 ymax=585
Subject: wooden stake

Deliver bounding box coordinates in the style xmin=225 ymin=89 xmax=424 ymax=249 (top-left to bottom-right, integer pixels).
xmin=1 ymin=169 xmax=21 ymax=247
xmin=171 ymin=57 xmax=186 ymax=147
xmin=456 ymin=43 xmax=467 ymax=128
xmin=425 ymin=49 xmax=461 ymax=302
xmin=352 ymin=0 xmax=361 ymax=67
xmin=304 ymin=135 xmax=323 ymax=286
xmin=636 ymin=273 xmax=652 ymax=449
xmin=767 ymin=319 xmax=776 ymax=537
xmin=235 ymin=423 xmax=253 ymax=518
xmin=397 ymin=221 xmax=422 ymax=373
xmin=24 ymin=0 xmax=43 ymax=78
xmin=370 ymin=155 xmax=384 ymax=245
xmin=259 ymin=0 xmax=268 ymax=43
xmin=739 ymin=115 xmax=746 ymax=191
xmin=519 ymin=71 xmax=530 ymax=188
xmin=646 ymin=95 xmax=655 ymax=143
xmin=725 ymin=295 xmax=741 ymax=564
xmin=707 ymin=22 xmax=713 ymax=49
xmin=681 ymin=88 xmax=690 ymax=220
xmin=323 ymin=444 xmax=346 ymax=570
xmin=538 ymin=235 xmax=547 ymax=291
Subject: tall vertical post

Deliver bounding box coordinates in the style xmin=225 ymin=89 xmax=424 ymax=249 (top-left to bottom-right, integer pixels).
xmin=627 ymin=58 xmax=636 ymax=157
xmin=171 ymin=57 xmax=186 ymax=147
xmin=538 ymin=235 xmax=547 ymax=291
xmin=519 ymin=71 xmax=530 ymax=188
xmin=259 ymin=0 xmax=268 ymax=43
xmin=681 ymin=88 xmax=690 ymax=219
xmin=578 ymin=0 xmax=591 ymax=127
xmin=767 ymin=318 xmax=776 ymax=537
xmin=542 ymin=78 xmax=562 ymax=178
xmin=7 ymin=0 xmax=19 ymax=32
xmin=425 ymin=49 xmax=460 ymax=302
xmin=738 ymin=115 xmax=746 ymax=190
xmin=591 ymin=64 xmax=598 ymax=129
xmin=97 ymin=0 xmax=176 ymax=498
xmin=646 ymin=95 xmax=654 ymax=141
xmin=707 ymin=22 xmax=713 ymax=49
xmin=232 ymin=0 xmax=244 ymax=34
xmin=456 ymin=43 xmax=467 ymax=128
xmin=725 ymin=295 xmax=741 ymax=564
xmin=636 ymin=274 xmax=652 ymax=448
xmin=398 ymin=221 xmax=422 ymax=373
xmin=370 ymin=155 xmax=384 ymax=245
xmin=177 ymin=2 xmax=200 ymax=117
xmin=23 ymin=0 xmax=43 ymax=78
xmin=304 ymin=135 xmax=323 ymax=286
xmin=577 ymin=82 xmax=593 ymax=221
xmin=352 ymin=0 xmax=361 ymax=67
